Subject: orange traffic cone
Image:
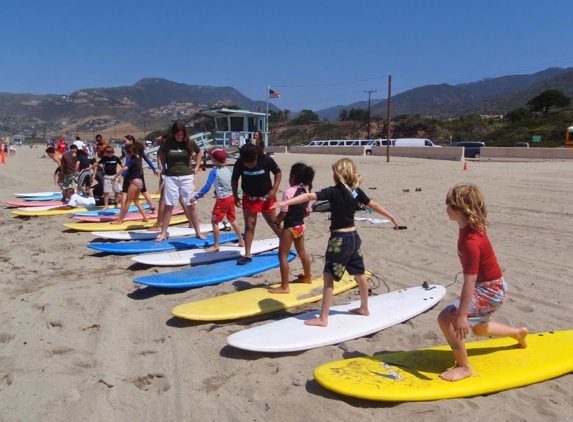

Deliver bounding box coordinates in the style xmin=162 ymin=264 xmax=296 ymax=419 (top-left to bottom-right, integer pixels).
xmin=463 ymin=161 xmax=467 ymax=170
xmin=1 ymin=144 xmax=5 ymax=164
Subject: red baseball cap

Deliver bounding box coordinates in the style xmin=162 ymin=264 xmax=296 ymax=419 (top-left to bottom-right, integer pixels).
xmin=211 ymin=149 xmax=227 ymax=163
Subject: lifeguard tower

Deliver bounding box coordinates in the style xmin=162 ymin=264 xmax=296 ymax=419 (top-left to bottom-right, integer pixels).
xmin=202 ymin=108 xmax=267 ymax=148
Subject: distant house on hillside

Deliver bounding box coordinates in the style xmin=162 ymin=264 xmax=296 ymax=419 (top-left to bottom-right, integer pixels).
xmin=11 ymin=134 xmax=25 ymax=145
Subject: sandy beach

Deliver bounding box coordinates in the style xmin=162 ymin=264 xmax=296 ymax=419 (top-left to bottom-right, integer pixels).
xmin=1 ymin=145 xmax=573 ymax=421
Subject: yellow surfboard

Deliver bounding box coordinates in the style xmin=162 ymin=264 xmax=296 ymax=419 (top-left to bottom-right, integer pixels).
xmin=171 ymin=271 xmax=364 ymax=321
xmin=314 ymin=330 xmax=573 ymax=401
xmin=63 ymin=215 xmax=188 ymax=232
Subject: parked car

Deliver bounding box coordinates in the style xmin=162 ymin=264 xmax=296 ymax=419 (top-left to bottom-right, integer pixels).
xmin=449 ymin=141 xmax=486 ymax=158
xmin=514 ymin=142 xmax=530 ymax=148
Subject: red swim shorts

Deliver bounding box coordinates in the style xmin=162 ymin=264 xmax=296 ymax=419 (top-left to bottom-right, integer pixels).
xmin=211 ymin=196 xmax=236 ymax=223
xmin=242 ymin=195 xmax=275 ymax=213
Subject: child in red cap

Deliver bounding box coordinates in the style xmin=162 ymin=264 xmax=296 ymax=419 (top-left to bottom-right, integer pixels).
xmin=194 ymin=149 xmax=245 ymax=251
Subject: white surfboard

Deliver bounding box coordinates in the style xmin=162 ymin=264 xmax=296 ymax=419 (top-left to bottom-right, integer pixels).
xmin=227 ymin=284 xmax=446 ymax=353
xmin=14 ymin=191 xmax=60 ymax=198
xmin=131 ymin=238 xmax=279 ymax=266
xmin=90 ymin=222 xmax=226 ymax=241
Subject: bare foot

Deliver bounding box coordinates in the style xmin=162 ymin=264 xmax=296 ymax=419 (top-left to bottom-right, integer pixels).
xmin=349 ymin=307 xmax=370 ymax=316
xmin=205 ymin=246 xmax=219 ymax=252
xmin=142 ymin=218 xmax=149 ymax=223
xmin=155 ymin=234 xmax=167 ymax=242
xmin=101 ymin=206 xmax=108 ymax=211
xmin=110 ymin=220 xmax=123 ymax=225
xmin=512 ymin=327 xmax=529 ymax=348
xmin=304 ymin=317 xmax=328 ymax=327
xmin=439 ymin=365 xmax=472 ymax=382
xmin=196 ymin=233 xmax=207 ymax=240
xmin=268 ymin=286 xmax=290 ymax=294
xmin=297 ymin=276 xmax=312 ymax=284
xmin=147 ymin=225 xmax=161 ymax=232
xmin=238 ymin=242 xmax=246 ymax=247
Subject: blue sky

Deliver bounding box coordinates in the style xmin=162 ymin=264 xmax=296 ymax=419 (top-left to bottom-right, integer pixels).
xmin=2 ymin=0 xmax=572 ymax=112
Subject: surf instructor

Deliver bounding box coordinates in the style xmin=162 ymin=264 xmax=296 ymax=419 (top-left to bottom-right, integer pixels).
xmin=155 ymin=121 xmax=205 ymax=242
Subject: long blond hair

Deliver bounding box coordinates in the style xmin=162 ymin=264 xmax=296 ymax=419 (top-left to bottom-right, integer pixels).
xmin=446 ymin=184 xmax=488 ymax=231
xmin=332 ymin=158 xmax=361 ymax=194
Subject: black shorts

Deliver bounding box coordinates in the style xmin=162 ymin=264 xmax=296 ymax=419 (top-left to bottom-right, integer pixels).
xmin=324 ymin=230 xmax=365 ymax=281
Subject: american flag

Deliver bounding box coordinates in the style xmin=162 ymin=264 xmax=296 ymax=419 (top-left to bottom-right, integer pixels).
xmin=268 ymin=89 xmax=281 ymax=98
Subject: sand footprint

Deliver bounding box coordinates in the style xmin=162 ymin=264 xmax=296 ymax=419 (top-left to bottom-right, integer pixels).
xmin=129 ymin=373 xmax=171 ymax=394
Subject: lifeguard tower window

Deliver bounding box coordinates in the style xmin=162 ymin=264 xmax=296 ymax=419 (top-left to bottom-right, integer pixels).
xmin=248 ymin=117 xmax=257 ymax=132
xmin=216 ymin=118 xmax=228 ymax=131
xmin=230 ymin=117 xmax=243 ymax=132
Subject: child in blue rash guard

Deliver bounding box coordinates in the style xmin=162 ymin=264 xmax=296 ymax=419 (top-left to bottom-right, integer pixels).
xmin=193 ymin=149 xmax=245 ymax=252
xmin=272 ymin=158 xmax=399 ymax=327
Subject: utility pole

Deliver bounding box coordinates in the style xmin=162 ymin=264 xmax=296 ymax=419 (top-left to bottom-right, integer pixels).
xmin=364 ymin=90 xmax=377 ymax=140
xmin=386 ymin=76 xmax=392 ymax=163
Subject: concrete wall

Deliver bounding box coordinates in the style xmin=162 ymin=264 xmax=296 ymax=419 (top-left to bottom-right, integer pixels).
xmin=481 ymin=147 xmax=573 ymax=161
xmin=272 ymin=145 xmax=573 ymax=161
xmin=266 ymin=146 xmax=287 ymax=154
xmin=369 ymin=146 xmax=464 ymax=161
xmin=288 ymin=146 xmax=365 ymax=155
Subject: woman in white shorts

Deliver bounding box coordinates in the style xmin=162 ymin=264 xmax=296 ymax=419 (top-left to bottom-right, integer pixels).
xmin=156 ymin=121 xmax=205 ymax=242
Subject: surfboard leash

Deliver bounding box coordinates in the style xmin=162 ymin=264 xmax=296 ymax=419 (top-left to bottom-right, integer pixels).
xmin=442 ymin=271 xmax=463 ymax=289
xmin=364 ymin=272 xmax=390 ymax=295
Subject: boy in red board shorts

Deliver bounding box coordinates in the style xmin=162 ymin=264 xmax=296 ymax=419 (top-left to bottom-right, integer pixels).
xmin=438 ymin=184 xmax=528 ymax=381
xmin=193 ymin=149 xmax=245 ymax=251
xmin=232 ymin=143 xmax=282 ymax=265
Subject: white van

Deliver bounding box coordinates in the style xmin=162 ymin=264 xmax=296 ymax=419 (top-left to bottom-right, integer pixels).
xmin=365 ymin=139 xmax=394 ymax=155
xmin=394 ymin=138 xmax=440 ymax=147
xmin=306 ymin=140 xmax=341 ymax=147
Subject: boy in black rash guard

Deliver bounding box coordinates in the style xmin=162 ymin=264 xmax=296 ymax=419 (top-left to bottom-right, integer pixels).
xmin=232 ymin=143 xmax=282 ymax=265
xmin=272 ymin=158 xmax=400 ymax=327
xmin=98 ymin=145 xmax=123 ymax=210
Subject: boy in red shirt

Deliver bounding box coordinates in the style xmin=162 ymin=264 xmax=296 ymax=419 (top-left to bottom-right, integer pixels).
xmin=438 ymin=184 xmax=528 ymax=381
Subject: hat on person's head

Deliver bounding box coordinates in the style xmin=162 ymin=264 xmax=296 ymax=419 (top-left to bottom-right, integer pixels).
xmin=211 ymin=149 xmax=227 ymax=163
xmin=73 ymin=140 xmax=85 ymax=149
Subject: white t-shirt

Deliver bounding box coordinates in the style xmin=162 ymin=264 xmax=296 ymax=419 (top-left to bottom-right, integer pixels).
xmin=67 ymin=193 xmax=96 ymax=207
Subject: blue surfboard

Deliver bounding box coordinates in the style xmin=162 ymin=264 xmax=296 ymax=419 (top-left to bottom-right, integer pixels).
xmin=87 ymin=233 xmax=239 ymax=254
xmin=134 ymin=251 xmax=296 ymax=288
xmin=23 ymin=194 xmax=63 ymax=201
xmin=72 ymin=204 xmax=149 ymax=216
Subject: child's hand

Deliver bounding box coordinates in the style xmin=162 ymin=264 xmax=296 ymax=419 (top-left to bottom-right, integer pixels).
xmin=453 ymin=316 xmax=470 ymax=340
xmin=271 ymin=201 xmax=283 ymax=210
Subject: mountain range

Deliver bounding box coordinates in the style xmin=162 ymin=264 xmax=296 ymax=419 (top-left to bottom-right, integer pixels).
xmin=316 ymin=67 xmax=573 ymax=121
xmin=1 ymin=68 xmax=572 ymax=136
